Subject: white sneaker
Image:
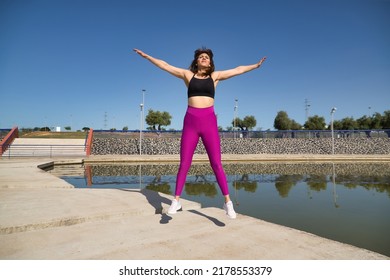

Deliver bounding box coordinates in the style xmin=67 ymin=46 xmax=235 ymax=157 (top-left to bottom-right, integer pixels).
xmin=223 ymin=201 xmax=237 ymax=219
xmin=168 ymin=199 xmax=182 ymax=214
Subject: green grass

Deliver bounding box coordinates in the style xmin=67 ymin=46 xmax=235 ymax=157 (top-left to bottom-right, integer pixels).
xmin=19 ymin=131 xmax=88 ymax=139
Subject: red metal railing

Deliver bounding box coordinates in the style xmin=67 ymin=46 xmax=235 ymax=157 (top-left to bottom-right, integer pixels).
xmin=0 ymin=127 xmax=19 ymax=155
xmin=85 ymin=128 xmax=94 ymax=156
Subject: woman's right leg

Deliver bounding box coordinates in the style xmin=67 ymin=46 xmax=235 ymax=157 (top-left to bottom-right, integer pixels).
xmin=168 ymin=111 xmax=199 ymax=215
xmin=175 ymin=113 xmax=199 ymax=197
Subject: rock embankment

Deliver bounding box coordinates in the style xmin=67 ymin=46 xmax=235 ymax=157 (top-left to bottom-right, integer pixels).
xmin=92 ymin=138 xmax=390 ymax=155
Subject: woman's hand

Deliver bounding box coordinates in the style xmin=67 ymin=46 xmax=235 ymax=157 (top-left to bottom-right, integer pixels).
xmin=256 ymin=56 xmax=267 ymax=68
xmin=133 ymin=48 xmax=148 ymax=59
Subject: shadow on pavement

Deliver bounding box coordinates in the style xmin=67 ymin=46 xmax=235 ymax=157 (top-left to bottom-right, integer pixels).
xmin=189 ymin=209 xmax=225 ymax=227
xmin=117 ymin=188 xmax=173 ymax=224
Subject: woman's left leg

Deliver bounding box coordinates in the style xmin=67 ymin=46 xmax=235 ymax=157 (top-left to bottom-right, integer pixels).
xmin=200 ymin=111 xmax=229 ymax=198
xmin=200 ymin=111 xmax=236 ymax=218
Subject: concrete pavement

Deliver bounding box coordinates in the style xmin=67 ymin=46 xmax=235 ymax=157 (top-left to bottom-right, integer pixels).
xmin=0 ymin=155 xmax=389 ymax=260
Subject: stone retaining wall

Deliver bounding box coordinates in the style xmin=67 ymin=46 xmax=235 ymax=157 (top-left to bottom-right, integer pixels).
xmin=92 ymin=138 xmax=390 ymax=155
xmin=88 ymin=162 xmax=390 ymax=177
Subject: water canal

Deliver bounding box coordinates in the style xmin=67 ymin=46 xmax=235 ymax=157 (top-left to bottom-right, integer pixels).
xmin=50 ymin=162 xmax=390 ymax=257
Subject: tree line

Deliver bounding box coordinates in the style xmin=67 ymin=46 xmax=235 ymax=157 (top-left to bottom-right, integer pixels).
xmin=144 ymin=109 xmax=390 ymax=131
xmin=274 ymin=110 xmax=390 ymax=130
xmin=17 ymin=109 xmax=390 ymax=132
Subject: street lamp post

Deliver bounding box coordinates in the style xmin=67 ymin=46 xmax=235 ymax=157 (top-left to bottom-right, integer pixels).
xmin=139 ymin=103 xmax=143 ymax=155
xmin=139 ymin=89 xmax=146 ymax=155
xmin=234 ymin=99 xmax=238 ymax=139
xmin=331 ymin=107 xmax=337 ymax=155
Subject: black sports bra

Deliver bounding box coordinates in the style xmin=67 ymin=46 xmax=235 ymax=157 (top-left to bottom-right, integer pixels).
xmin=187 ymin=75 xmax=215 ymax=99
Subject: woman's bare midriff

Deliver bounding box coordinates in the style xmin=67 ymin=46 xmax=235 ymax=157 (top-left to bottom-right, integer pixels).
xmin=188 ymin=96 xmax=214 ymax=108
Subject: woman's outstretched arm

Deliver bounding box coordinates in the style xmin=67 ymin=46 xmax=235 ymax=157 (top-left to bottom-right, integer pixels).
xmin=213 ymin=57 xmax=267 ymax=82
xmin=133 ymin=49 xmax=190 ymax=80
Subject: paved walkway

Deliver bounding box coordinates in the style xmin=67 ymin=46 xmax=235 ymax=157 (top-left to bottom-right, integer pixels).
xmin=1 ymin=154 xmax=389 ymax=260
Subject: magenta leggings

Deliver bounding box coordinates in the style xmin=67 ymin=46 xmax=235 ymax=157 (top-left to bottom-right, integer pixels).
xmin=175 ymin=106 xmax=229 ymax=196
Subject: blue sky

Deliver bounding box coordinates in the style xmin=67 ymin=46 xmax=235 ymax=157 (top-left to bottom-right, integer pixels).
xmin=1 ymin=0 xmax=389 ymax=131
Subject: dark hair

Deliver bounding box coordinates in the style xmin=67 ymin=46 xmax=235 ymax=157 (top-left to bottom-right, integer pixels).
xmin=189 ymin=47 xmax=215 ymax=76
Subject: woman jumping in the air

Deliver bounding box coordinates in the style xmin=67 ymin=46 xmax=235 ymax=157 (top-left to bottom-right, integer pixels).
xmin=134 ymin=47 xmax=266 ymax=219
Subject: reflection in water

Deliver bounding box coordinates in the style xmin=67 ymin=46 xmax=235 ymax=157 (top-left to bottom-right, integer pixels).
xmin=185 ymin=181 xmax=218 ymax=197
xmin=55 ymin=162 xmax=390 ymax=256
xmin=78 ymin=162 xmax=390 ymax=197
xmin=332 ymin=163 xmax=339 ymax=208
xmin=234 ymin=174 xmax=258 ymax=193
xmin=77 ymin=162 xmax=390 ymax=201
xmin=275 ymin=175 xmax=303 ymax=198
xmin=306 ymin=175 xmax=327 ymax=192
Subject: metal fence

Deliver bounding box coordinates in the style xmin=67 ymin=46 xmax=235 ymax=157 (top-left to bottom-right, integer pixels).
xmin=2 ymin=144 xmax=87 ymax=158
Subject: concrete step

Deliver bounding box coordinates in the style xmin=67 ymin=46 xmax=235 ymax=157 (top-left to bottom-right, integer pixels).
xmin=2 ymin=138 xmax=86 ymax=157
xmin=0 ymin=188 xmax=201 ymax=235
